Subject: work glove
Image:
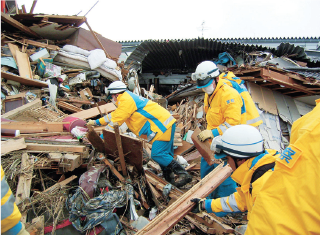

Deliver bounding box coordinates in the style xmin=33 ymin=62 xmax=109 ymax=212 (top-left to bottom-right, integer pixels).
xmin=197 ymin=129 xmax=214 ymax=142
xmin=87 ymin=119 xmax=96 ymax=126
xmin=190 ymin=198 xmax=205 ymax=213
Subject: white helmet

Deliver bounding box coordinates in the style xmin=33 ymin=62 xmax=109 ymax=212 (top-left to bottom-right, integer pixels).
xmin=191 ymin=61 xmax=220 ymax=88
xmin=105 ymin=81 xmax=127 ymax=95
xmin=211 ymin=125 xmax=264 ymax=159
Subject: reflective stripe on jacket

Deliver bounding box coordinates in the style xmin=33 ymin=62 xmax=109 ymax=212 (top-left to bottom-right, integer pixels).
xmin=219 ymin=72 xmax=263 ymax=127
xmin=99 ymin=91 xmax=176 ymax=143
xmin=246 ymin=99 xmax=320 ymax=235
xmin=204 ymin=149 xmax=278 ymax=219
xmin=1 ymin=166 xmax=23 ymax=234
xmin=204 ymin=79 xmax=244 ymax=137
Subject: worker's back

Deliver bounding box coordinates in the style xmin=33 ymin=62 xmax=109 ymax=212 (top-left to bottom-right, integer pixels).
xmin=219 ymin=72 xmax=263 ymax=127
xmin=246 ymin=99 xmax=320 ymax=235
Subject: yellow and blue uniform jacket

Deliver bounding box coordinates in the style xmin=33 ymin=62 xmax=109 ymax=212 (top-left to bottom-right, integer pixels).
xmin=1 ymin=166 xmax=23 ymax=235
xmin=246 ymin=98 xmax=320 ymax=235
xmin=96 ymin=91 xmax=176 ymax=143
xmin=219 ymin=72 xmax=262 ymax=127
xmin=204 ymin=149 xmax=278 ymax=219
xmin=204 ymin=79 xmax=245 ymax=137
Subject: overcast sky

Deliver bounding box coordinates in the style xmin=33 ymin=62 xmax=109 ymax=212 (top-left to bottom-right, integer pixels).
xmin=15 ymin=0 xmax=320 ymax=42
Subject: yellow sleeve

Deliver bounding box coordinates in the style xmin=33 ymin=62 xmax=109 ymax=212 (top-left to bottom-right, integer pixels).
xmin=106 ymin=94 xmax=137 ymax=129
xmin=205 ymin=188 xmax=247 ymax=213
xmin=1 ymin=166 xmax=22 ymax=233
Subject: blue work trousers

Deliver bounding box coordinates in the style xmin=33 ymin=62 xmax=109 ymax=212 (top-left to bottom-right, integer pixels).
xmin=200 ymin=157 xmax=237 ymax=217
xmin=151 ymin=124 xmax=176 ymax=167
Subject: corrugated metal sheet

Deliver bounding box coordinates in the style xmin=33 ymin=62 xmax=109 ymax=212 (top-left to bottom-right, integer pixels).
xmin=125 ymin=38 xmax=276 ymax=74
xmin=124 ymin=39 xmax=319 ymax=75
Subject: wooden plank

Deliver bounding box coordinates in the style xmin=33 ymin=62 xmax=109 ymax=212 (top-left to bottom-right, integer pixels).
xmin=85 ymin=20 xmax=111 ymax=59
xmin=16 ymin=50 xmax=33 ymax=79
xmin=103 ymin=158 xmax=125 ymax=182
xmin=19 ymin=132 xmax=70 ymax=138
xmin=43 ymin=175 xmax=77 ymax=194
xmin=26 ymin=143 xmax=86 ymax=153
xmin=145 ymin=173 xmax=179 ymax=200
xmin=15 ymin=152 xmax=34 ymax=223
xmin=5 ymin=92 xmax=27 ymax=100
xmin=86 ymin=125 xmax=105 ymax=153
xmin=147 ymin=181 xmax=162 ymax=200
xmin=8 ymin=43 xmax=20 ymax=63
xmin=1 ymin=12 xmax=40 ymax=38
xmin=1 ymin=72 xmax=48 ymax=88
xmin=260 ymin=68 xmax=315 ymax=95
xmin=114 ymin=123 xmax=127 ymax=177
xmin=103 ymin=129 xmax=143 ymax=174
xmin=145 ymin=170 xmax=183 ymax=199
xmin=29 ymin=0 xmax=38 ymax=14
xmin=69 ymin=103 xmax=116 ymax=119
xmin=136 ymin=164 xmax=233 ymax=235
xmin=56 ymin=98 xmax=91 ymax=105
xmin=21 ymin=5 xmax=26 ymax=13
xmin=2 ymin=122 xmax=64 ymax=133
xmin=184 ymin=214 xmax=216 ymax=234
xmin=185 ymin=163 xmax=197 ymax=171
xmin=191 ymin=127 xmax=217 ymax=166
xmin=183 ymin=150 xmax=202 ymax=163
xmin=1 ymin=138 xmax=27 ymax=155
xmin=57 ymin=101 xmax=83 ymax=113
xmin=21 ymin=39 xmax=59 ymax=51
xmin=185 ymin=213 xmax=234 ymax=234
xmin=174 ymin=141 xmax=194 ymax=156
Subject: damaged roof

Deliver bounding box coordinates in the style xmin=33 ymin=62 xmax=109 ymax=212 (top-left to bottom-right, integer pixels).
xmin=124 ymin=38 xmax=320 ymax=76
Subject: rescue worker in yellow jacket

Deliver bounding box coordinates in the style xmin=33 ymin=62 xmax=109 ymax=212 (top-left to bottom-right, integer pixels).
xmin=190 ymin=125 xmax=278 ymax=231
xmin=191 ymin=61 xmax=245 ymax=216
xmin=244 ymin=98 xmax=320 ymax=235
xmin=219 ymin=71 xmax=262 ymax=127
xmin=87 ymin=81 xmax=192 ymax=187
xmin=1 ymin=166 xmax=29 ymax=235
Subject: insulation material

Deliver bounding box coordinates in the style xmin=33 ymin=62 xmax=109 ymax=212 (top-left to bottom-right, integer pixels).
xmin=273 ymin=91 xmax=301 ymax=125
xmin=247 ymin=82 xmax=278 ymax=115
xmin=257 ymin=105 xmax=283 ymax=152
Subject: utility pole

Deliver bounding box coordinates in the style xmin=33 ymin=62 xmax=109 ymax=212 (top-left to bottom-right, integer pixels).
xmin=201 ymin=21 xmax=205 ymax=38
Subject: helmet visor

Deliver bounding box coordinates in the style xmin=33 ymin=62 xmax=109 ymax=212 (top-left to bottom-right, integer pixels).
xmin=105 ymin=87 xmax=110 ymax=96
xmin=197 ymin=77 xmax=214 ymax=88
xmin=191 ymin=72 xmax=202 ymax=81
xmin=210 ymin=136 xmax=222 ymax=153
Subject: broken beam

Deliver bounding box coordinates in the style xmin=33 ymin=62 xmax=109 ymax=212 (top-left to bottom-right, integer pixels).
xmin=260 ymin=68 xmax=315 ymax=95
xmin=136 ymin=164 xmax=232 ymax=235
xmin=15 ymin=153 xmax=34 ymax=223
xmin=103 ymin=158 xmax=125 ymax=182
xmin=114 ymin=123 xmax=127 ymax=177
xmin=26 ymin=143 xmax=87 ymax=153
xmin=1 ymin=12 xmax=40 ymax=38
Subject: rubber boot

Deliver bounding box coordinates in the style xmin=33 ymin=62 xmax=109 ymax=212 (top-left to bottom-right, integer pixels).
xmin=160 ymin=166 xmax=175 ymax=184
xmin=167 ymin=160 xmax=192 ymax=188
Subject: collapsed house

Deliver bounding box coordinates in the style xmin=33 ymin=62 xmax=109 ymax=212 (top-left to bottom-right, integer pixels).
xmin=1 ymin=2 xmax=320 ymax=235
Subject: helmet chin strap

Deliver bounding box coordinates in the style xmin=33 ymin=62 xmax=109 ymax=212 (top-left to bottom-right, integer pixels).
xmin=234 ymin=157 xmax=240 ymax=169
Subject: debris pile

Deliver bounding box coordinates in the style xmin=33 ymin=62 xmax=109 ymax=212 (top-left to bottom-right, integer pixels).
xmin=2 ymin=3 xmax=320 ymax=235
